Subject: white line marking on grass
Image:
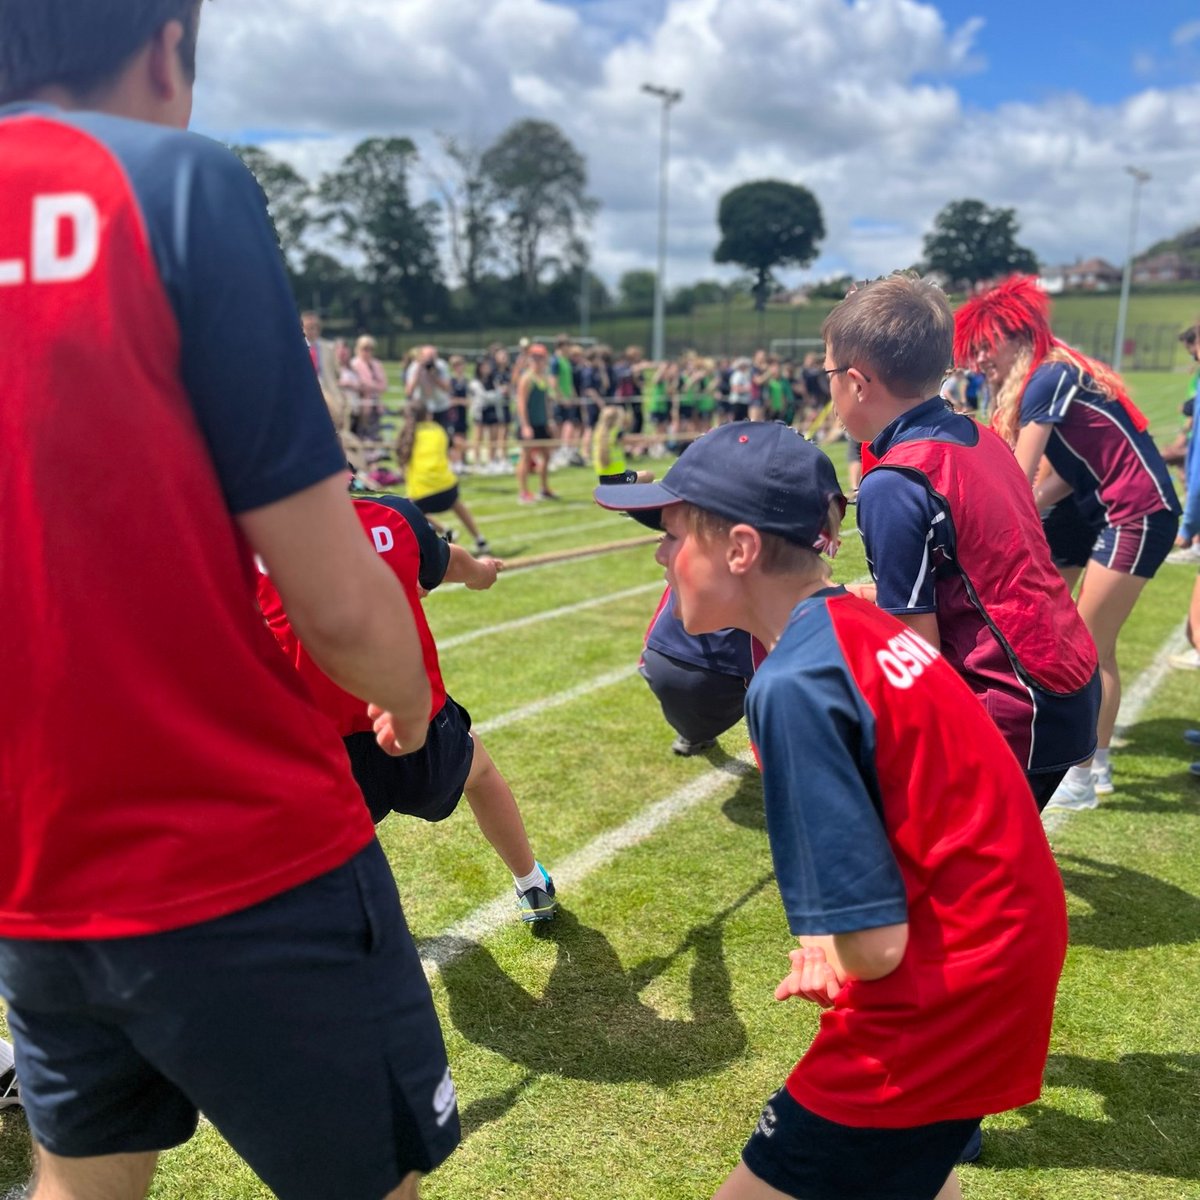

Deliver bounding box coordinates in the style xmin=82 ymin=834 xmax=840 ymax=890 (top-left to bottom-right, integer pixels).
xmin=432 ymin=541 xmax=659 ymax=592
xmin=1043 ymin=620 xmax=1188 ymax=834
xmin=473 ymin=665 xmax=640 ymax=735
xmin=419 ymin=752 xmax=756 ymax=972
xmin=439 ymin=582 xmax=662 ymax=650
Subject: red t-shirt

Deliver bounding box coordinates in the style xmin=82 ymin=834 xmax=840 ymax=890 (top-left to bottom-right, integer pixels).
xmin=747 ymin=590 xmax=1067 ymax=1127
xmin=0 ymin=107 xmax=373 ymax=939
xmin=257 ymin=495 xmax=449 ymax=734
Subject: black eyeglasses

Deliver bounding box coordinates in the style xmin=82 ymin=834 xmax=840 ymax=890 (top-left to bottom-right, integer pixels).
xmin=820 ymin=365 xmax=872 ymax=383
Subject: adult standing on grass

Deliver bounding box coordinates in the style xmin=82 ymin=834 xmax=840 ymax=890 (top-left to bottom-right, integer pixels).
xmin=955 ymin=275 xmax=1181 ymax=808
xmin=350 ymin=333 xmax=388 ymax=443
xmin=1167 ymin=323 xmax=1200 ymax=672
xmin=594 ymin=424 xmax=1068 ymax=1200
xmin=515 ymin=343 xmax=559 ymax=504
xmin=824 ymin=274 xmax=1101 ymax=812
xmin=0 ymin=4 xmax=459 ymax=1199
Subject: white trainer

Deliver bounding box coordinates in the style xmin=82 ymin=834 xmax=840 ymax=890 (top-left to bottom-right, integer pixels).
xmin=1046 ymin=773 xmax=1098 ymax=811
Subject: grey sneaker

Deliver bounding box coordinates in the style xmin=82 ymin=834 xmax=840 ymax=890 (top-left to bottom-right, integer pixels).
xmin=515 ymin=863 xmax=557 ymax=924
xmin=1046 ymin=773 xmax=1098 ymax=812
xmin=1168 ymin=648 xmax=1200 ymax=671
xmin=671 ymin=734 xmax=716 ymax=757
xmin=1091 ymin=762 xmax=1114 ymax=795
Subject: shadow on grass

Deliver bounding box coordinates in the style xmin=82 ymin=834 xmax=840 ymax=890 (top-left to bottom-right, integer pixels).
xmin=720 ymin=769 xmax=766 ymax=832
xmin=0 ymin=1109 xmax=31 ymax=1197
xmin=440 ymin=876 xmax=773 ymax=1137
xmin=1099 ymin=717 xmax=1200 ymax=814
xmin=982 ymin=1053 xmax=1200 ymax=1179
xmin=1058 ymin=853 xmax=1200 ymax=949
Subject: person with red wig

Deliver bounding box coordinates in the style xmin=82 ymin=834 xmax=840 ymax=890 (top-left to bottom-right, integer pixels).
xmin=955 ymin=276 xmax=1180 ymax=809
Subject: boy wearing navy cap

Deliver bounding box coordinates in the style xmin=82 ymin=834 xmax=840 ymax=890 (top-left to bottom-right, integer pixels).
xmin=595 ymin=422 xmax=1067 ymax=1200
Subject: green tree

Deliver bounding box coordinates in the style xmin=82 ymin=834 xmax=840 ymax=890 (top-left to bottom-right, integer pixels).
xmin=431 ymin=135 xmax=497 ymax=303
xmin=317 ymin=137 xmax=445 ymax=326
xmin=714 ymin=180 xmax=825 ymax=311
xmin=230 ymin=143 xmax=311 ymax=271
xmin=922 ymin=199 xmax=1039 ymax=288
xmin=481 ymin=120 xmax=598 ymax=312
xmin=619 ymin=269 xmax=657 ymax=314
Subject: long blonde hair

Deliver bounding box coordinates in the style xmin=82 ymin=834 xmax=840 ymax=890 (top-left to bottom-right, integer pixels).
xmin=395 ymin=400 xmax=429 ymax=468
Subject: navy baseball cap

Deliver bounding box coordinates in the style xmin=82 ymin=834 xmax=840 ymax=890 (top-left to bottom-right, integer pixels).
xmin=594 ymin=421 xmax=846 ymax=548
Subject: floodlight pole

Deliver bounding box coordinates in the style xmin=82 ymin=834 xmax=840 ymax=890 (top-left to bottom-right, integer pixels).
xmin=1113 ymin=166 xmax=1150 ymax=372
xmin=642 ymin=83 xmax=683 ymax=362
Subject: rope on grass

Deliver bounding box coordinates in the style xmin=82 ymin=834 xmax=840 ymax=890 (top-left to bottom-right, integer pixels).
xmin=500 ymin=533 xmax=660 ymax=572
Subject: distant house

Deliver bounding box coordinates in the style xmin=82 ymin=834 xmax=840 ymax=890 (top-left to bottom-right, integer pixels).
xmin=1064 ymin=258 xmax=1123 ymax=291
xmin=1133 ymin=252 xmax=1199 ymax=284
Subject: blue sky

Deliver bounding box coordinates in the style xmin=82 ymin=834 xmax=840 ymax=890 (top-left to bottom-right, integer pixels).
xmin=196 ymin=0 xmax=1200 ymax=288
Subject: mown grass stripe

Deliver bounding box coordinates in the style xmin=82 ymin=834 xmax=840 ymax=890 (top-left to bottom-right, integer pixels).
xmin=473 ymin=665 xmax=640 ymax=734
xmin=418 ymin=752 xmax=756 ymax=972
xmin=439 ymin=582 xmax=662 ymax=649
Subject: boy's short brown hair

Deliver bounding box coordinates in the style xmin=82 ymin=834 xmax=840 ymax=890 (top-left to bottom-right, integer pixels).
xmin=681 ymin=502 xmax=839 ymax=580
xmin=0 ymin=0 xmax=206 ymax=103
xmin=821 ymin=273 xmax=953 ymax=399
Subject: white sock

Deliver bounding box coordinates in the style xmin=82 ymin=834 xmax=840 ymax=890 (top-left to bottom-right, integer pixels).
xmin=513 ymin=865 xmax=545 ymax=894
xmin=1092 ymin=747 xmax=1110 ymax=770
xmin=0 ymin=1039 xmax=14 ymax=1073
xmin=1066 ymin=765 xmax=1092 ymax=786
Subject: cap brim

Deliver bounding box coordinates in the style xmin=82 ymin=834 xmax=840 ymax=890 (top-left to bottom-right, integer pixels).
xmin=593 ymin=481 xmax=682 ymax=531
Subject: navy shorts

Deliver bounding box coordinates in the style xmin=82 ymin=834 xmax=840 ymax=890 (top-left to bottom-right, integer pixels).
xmin=445 ymin=404 xmax=468 ymax=437
xmin=413 ymin=485 xmax=459 ymax=515
xmin=0 ymin=842 xmax=460 ymax=1198
xmin=1091 ymin=509 xmax=1179 ymax=577
xmin=639 ymin=648 xmax=747 ymax=744
xmin=478 ymin=404 xmax=501 ymax=427
xmin=1042 ymin=497 xmax=1100 ymax=569
xmin=741 ymin=1086 xmax=980 ymax=1200
xmin=519 ymin=424 xmax=550 ymax=443
xmin=345 ymin=698 xmax=475 ymax=825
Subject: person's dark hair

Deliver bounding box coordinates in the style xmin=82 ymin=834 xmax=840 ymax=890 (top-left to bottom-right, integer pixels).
xmin=0 ymin=1 xmax=205 ymax=104
xmin=821 ymin=272 xmax=953 ymax=398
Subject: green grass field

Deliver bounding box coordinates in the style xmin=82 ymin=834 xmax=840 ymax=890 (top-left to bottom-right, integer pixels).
xmin=2 ymin=373 xmax=1198 ymax=1199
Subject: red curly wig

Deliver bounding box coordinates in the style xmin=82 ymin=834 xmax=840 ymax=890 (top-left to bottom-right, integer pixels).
xmin=953 ymin=275 xmax=1147 ymax=433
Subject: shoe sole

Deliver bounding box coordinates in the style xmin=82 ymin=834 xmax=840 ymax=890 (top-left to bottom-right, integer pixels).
xmin=520 ymin=904 xmax=558 ymax=923
xmin=1045 ymin=798 xmax=1099 ymax=812
xmin=1092 ymin=779 xmax=1114 ymax=795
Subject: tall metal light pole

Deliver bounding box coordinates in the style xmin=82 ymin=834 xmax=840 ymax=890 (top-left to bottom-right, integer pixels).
xmin=1113 ymin=166 xmax=1151 ymax=372
xmin=642 ymin=83 xmax=683 ymax=362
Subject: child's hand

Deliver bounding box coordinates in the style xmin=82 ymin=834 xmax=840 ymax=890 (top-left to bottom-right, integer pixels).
xmin=468 ymin=557 xmax=504 ymax=590
xmin=775 ymin=946 xmax=840 ymax=1008
xmin=368 ymin=705 xmax=428 ymax=757
xmin=844 ymin=582 xmax=877 ymax=604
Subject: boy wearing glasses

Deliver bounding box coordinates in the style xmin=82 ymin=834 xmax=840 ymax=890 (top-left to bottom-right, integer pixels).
xmin=822 ymin=274 xmax=1100 ymax=811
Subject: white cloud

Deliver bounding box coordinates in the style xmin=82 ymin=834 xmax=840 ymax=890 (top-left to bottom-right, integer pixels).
xmin=192 ymin=0 xmax=1200 ymax=291
xmin=1171 ymin=19 xmax=1200 ymax=48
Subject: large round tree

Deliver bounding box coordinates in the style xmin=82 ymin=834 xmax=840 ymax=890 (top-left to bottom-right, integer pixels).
xmin=714 ymin=180 xmax=825 ymax=310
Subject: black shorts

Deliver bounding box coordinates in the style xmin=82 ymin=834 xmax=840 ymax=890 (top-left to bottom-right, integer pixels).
xmin=413 ymin=485 xmax=459 ymax=515
xmin=584 ymin=402 xmax=601 ymax=427
xmin=344 ymin=698 xmax=475 ymax=825
xmin=678 ymin=403 xmax=695 ymax=420
xmin=717 ymin=398 xmax=733 ymax=414
xmin=0 ymin=843 xmax=459 ymax=1196
xmin=445 ymin=404 xmax=468 ymax=437
xmin=431 ymin=409 xmax=455 ymax=434
xmin=639 ymin=648 xmax=747 ymax=743
xmin=732 ymin=402 xmax=750 ymax=422
xmin=519 ymin=424 xmax=550 ymax=443
xmin=478 ymin=404 xmax=502 ymax=427
xmin=741 ymin=1086 xmax=980 ymax=1200
xmin=629 ymin=401 xmax=644 ymax=434
xmin=554 ymin=403 xmax=581 ymax=425
xmin=1041 ymin=497 xmax=1099 ymax=569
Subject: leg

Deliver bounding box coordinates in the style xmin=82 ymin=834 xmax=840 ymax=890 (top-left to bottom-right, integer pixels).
xmin=462 ymin=734 xmax=536 ymax=879
xmin=29 ymin=1147 xmax=158 ymax=1200
xmin=536 ymin=449 xmax=551 ymax=494
xmin=1075 ymin=562 xmax=1150 ymax=750
xmin=934 ymin=1169 xmax=963 ymax=1200
xmin=516 ymin=449 xmax=532 ymax=497
xmin=1057 ymin=564 xmax=1084 ymax=595
xmin=383 ymin=1172 xmax=421 ymax=1200
xmin=712 ymin=1161 xmax=792 ymax=1200
xmin=1188 ymin=571 xmax=1200 ymax=650
xmin=451 ymin=500 xmax=483 ymax=544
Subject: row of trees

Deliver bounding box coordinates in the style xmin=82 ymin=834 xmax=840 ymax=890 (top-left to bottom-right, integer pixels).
xmin=238 ymin=116 xmax=1040 ymax=332
xmin=236 ymin=119 xmax=598 ymax=330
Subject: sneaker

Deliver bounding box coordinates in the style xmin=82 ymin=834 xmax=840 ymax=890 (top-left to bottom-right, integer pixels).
xmin=1184 ymin=730 xmax=1200 ymax=747
xmin=515 ymin=863 xmax=557 ymax=923
xmin=1091 ymin=762 xmax=1114 ymax=795
xmin=538 ymin=489 xmax=561 ymax=501
xmin=475 ymin=539 xmax=491 ymax=555
xmin=443 ymin=528 xmax=455 ymax=545
xmin=1045 ymin=773 xmax=1098 ymax=811
xmin=672 ymin=734 xmax=717 ymax=757
xmin=0 ymin=1066 xmax=20 ymax=1111
xmin=1168 ymin=648 xmax=1200 ymax=670
xmin=518 ymin=491 xmax=537 ymax=505
xmin=1190 ymin=762 xmax=1200 ymax=777
xmin=1165 ymin=545 xmax=1200 ymax=565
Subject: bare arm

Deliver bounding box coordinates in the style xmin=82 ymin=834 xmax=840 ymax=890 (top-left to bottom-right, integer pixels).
xmin=1013 ymin=421 xmax=1054 ymax=484
xmin=895 ymin=610 xmax=941 ymax=653
xmin=775 ymin=922 xmax=910 ymax=1007
xmin=441 ymin=544 xmax=503 ymax=589
xmin=237 ymin=474 xmax=430 ymax=753
xmin=1032 ymin=462 xmax=1074 ymax=510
